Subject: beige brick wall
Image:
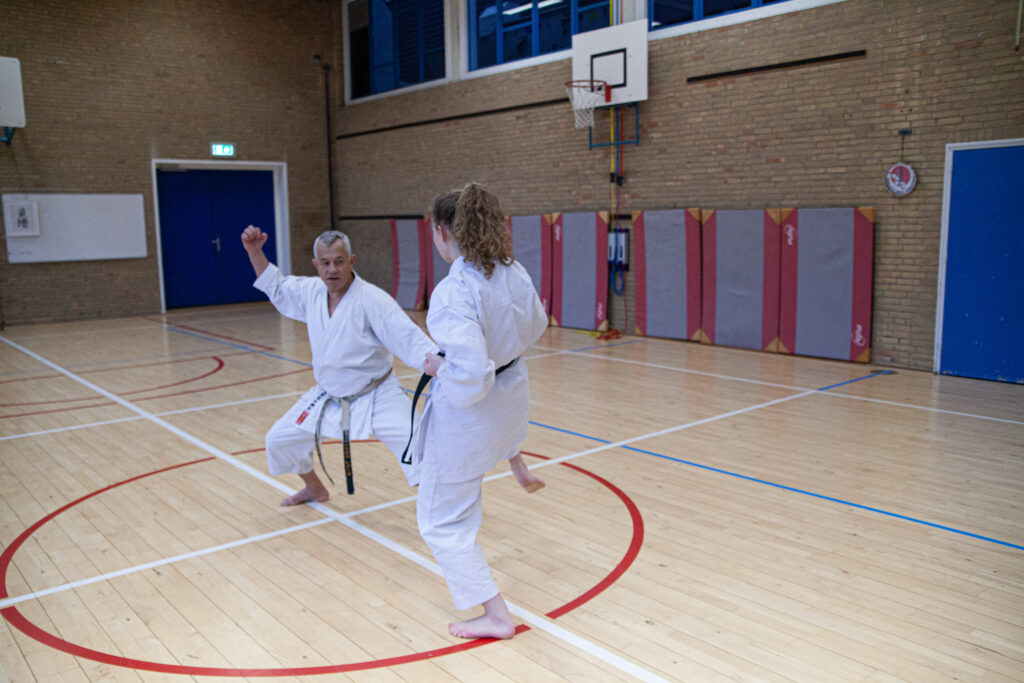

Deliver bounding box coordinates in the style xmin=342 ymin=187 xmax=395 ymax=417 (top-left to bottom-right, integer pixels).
xmin=3 ymin=0 xmax=1021 ymax=371
xmin=334 ymin=0 xmax=1024 ymax=370
xmin=0 ymin=0 xmax=336 ymax=324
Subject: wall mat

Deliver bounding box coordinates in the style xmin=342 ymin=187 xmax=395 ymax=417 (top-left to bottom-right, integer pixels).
xmin=778 ymin=207 xmax=874 ymax=362
xmin=632 ymin=209 xmax=702 ymax=340
xmin=701 ymin=209 xmax=781 ymax=351
xmin=551 ymin=211 xmax=609 ymax=330
xmin=390 ymin=218 xmax=426 ymax=310
xmin=508 ymin=215 xmax=553 ymax=315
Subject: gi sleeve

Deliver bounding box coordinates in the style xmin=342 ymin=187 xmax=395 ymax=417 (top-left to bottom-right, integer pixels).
xmin=253 ymin=263 xmax=311 ymax=323
xmin=366 ymin=288 xmax=438 ymax=372
xmin=429 ymin=281 xmax=494 ymax=410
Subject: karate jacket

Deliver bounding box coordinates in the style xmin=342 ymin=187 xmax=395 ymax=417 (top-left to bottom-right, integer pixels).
xmin=420 ymin=256 xmax=548 ymax=482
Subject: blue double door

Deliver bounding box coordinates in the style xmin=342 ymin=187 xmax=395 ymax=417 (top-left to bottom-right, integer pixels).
xmin=940 ymin=142 xmax=1024 ymax=383
xmin=157 ymin=169 xmax=277 ymax=308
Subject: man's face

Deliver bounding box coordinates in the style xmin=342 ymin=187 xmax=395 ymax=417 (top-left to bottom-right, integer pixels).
xmin=312 ymin=239 xmax=355 ymax=296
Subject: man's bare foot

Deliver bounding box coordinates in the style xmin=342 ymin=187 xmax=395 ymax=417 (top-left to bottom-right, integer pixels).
xmin=281 ymin=486 xmax=329 ymax=506
xmin=509 ymin=454 xmax=545 ymax=493
xmin=449 ymin=593 xmax=515 ymax=640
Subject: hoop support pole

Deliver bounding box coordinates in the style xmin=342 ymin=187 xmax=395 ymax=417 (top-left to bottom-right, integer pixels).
xmin=1 ymin=127 xmax=17 ymax=146
xmin=588 ymin=103 xmax=638 ymax=149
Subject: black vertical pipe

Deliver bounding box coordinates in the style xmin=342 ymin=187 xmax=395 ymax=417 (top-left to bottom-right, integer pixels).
xmin=320 ymin=60 xmax=336 ymax=227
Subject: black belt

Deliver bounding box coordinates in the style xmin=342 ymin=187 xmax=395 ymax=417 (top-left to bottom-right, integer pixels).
xmin=400 ymin=354 xmax=519 ymax=464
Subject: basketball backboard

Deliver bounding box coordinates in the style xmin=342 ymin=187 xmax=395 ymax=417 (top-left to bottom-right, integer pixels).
xmin=570 ymin=20 xmax=648 ymax=108
xmin=0 ymin=57 xmax=26 ymax=128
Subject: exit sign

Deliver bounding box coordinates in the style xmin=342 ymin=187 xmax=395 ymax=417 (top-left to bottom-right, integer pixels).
xmin=211 ymin=143 xmax=235 ymax=157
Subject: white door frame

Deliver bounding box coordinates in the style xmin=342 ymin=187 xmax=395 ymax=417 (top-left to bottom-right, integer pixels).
xmin=151 ymin=158 xmax=290 ymax=313
xmin=933 ymin=137 xmax=1024 ymax=372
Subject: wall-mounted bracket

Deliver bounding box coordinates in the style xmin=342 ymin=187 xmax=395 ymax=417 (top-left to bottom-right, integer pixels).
xmin=589 ymin=103 xmax=639 ymax=150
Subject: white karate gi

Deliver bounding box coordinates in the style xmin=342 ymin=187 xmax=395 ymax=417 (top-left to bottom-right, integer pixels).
xmin=255 ymin=264 xmax=435 ymax=487
xmin=415 ymin=256 xmax=547 ymax=609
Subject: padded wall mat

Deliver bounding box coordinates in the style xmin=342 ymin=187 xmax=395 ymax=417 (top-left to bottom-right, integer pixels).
xmin=700 ymin=209 xmax=780 ymax=351
xmin=551 ymin=211 xmax=609 ymax=330
xmin=390 ymin=218 xmax=426 ymax=310
xmin=632 ymin=209 xmax=702 ymax=340
xmin=778 ymin=207 xmax=874 ymax=362
xmin=508 ymin=215 xmax=553 ymax=314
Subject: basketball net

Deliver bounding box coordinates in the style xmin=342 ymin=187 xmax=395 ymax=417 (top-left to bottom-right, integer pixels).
xmin=565 ymin=80 xmax=608 ymax=129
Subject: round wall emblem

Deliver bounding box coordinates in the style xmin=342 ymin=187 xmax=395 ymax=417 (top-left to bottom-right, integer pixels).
xmin=885 ymin=162 xmax=917 ymax=196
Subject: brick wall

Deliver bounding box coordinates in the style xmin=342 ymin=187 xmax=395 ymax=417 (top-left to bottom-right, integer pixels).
xmin=334 ymin=0 xmax=1024 ymax=370
xmin=0 ymin=0 xmax=335 ymax=324
xmin=3 ymin=0 xmax=1022 ymax=371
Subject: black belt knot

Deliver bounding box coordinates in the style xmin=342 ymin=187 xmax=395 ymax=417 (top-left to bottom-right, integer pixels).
xmin=400 ymin=354 xmax=519 ymax=464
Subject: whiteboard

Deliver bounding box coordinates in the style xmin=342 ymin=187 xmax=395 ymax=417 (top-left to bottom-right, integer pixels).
xmin=2 ymin=193 xmax=147 ymax=263
xmin=0 ymin=56 xmax=26 ymax=128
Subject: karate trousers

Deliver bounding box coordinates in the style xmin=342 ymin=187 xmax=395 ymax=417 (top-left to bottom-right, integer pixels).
xmin=417 ymin=463 xmax=499 ymax=611
xmin=264 ymin=377 xmax=419 ymax=487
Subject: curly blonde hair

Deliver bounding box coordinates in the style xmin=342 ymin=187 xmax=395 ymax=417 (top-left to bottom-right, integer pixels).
xmin=430 ymin=183 xmax=512 ymax=279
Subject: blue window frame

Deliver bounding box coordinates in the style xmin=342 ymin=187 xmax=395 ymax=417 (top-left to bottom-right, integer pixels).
xmin=468 ymin=0 xmax=610 ymax=71
xmin=349 ymin=0 xmax=445 ymax=99
xmin=649 ymin=0 xmax=790 ymax=29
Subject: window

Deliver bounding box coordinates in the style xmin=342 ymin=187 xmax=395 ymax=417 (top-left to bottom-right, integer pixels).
xmin=468 ymin=0 xmax=610 ymax=71
xmin=349 ymin=0 xmax=445 ymax=99
xmin=649 ymin=0 xmax=790 ymax=29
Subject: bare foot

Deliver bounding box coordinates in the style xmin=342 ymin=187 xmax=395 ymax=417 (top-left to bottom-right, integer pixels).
xmin=449 ymin=593 xmax=515 ymax=640
xmin=516 ymin=472 xmax=545 ymax=493
xmin=449 ymin=613 xmax=515 ymax=640
xmin=281 ymin=485 xmax=329 ymax=506
xmin=509 ymin=454 xmax=545 ymax=493
xmin=281 ymin=471 xmax=330 ymax=506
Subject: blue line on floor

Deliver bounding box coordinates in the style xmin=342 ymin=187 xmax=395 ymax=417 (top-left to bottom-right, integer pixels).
xmin=528 ymin=421 xmax=613 ymax=443
xmin=531 ymin=369 xmax=1024 ymax=552
xmin=817 ymin=369 xmax=894 ymax=391
xmin=620 ymin=443 xmax=1023 ymax=551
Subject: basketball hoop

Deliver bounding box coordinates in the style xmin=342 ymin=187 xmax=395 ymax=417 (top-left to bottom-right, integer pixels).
xmin=565 ymin=79 xmax=611 ymax=129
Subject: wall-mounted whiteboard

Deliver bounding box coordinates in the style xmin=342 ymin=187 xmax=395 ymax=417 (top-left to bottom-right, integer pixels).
xmin=2 ymin=193 xmax=147 ymax=263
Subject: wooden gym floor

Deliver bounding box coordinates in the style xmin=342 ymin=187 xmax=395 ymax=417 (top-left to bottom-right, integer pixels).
xmin=1 ymin=303 xmax=1022 ymax=681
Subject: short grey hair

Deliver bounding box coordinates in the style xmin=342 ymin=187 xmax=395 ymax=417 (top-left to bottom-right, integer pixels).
xmin=313 ymin=230 xmax=352 ymax=258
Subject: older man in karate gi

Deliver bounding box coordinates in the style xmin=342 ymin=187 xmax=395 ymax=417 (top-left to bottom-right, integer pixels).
xmin=241 ymin=225 xmax=436 ymax=505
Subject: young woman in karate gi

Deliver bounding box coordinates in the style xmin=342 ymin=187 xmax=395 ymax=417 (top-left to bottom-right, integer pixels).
xmin=415 ymin=183 xmax=548 ymax=639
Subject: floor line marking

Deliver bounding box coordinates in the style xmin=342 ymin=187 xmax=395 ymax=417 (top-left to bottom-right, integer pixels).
xmin=619 ymin=443 xmax=1024 ymax=551
xmin=544 ymin=347 xmax=1021 ymax=425
xmin=0 ymin=518 xmax=333 ymax=610
xmin=164 ymin=325 xmax=313 ymax=367
xmin=329 ymin=514 xmax=668 ymax=682
xmin=0 ymin=370 xmax=422 ymax=442
xmin=529 ymin=390 xmax=818 ymax=471
xmin=566 ymin=348 xmax=839 ymax=391
xmin=0 ymin=464 xmax=544 ymax=609
xmin=523 ymin=372 xmax=1024 ymax=552
xmin=0 ymin=335 xmax=667 ymax=682
xmin=0 ymin=391 xmax=307 ymax=442
xmin=818 ymin=390 xmax=1024 ymax=426
xmin=0 ymin=335 xmax=299 ymax=496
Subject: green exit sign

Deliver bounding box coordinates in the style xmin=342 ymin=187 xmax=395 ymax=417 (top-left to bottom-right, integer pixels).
xmin=211 ymin=143 xmax=235 ymax=157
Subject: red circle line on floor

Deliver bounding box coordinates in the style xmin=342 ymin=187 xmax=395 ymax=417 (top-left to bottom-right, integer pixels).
xmin=1 ymin=450 xmax=644 ymax=676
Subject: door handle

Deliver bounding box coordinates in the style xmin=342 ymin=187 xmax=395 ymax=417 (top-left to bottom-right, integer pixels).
xmin=212 ymin=237 xmax=221 ymax=252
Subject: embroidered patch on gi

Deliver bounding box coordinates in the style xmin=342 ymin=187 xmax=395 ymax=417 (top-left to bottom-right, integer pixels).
xmin=296 ymin=391 xmax=327 ymax=426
